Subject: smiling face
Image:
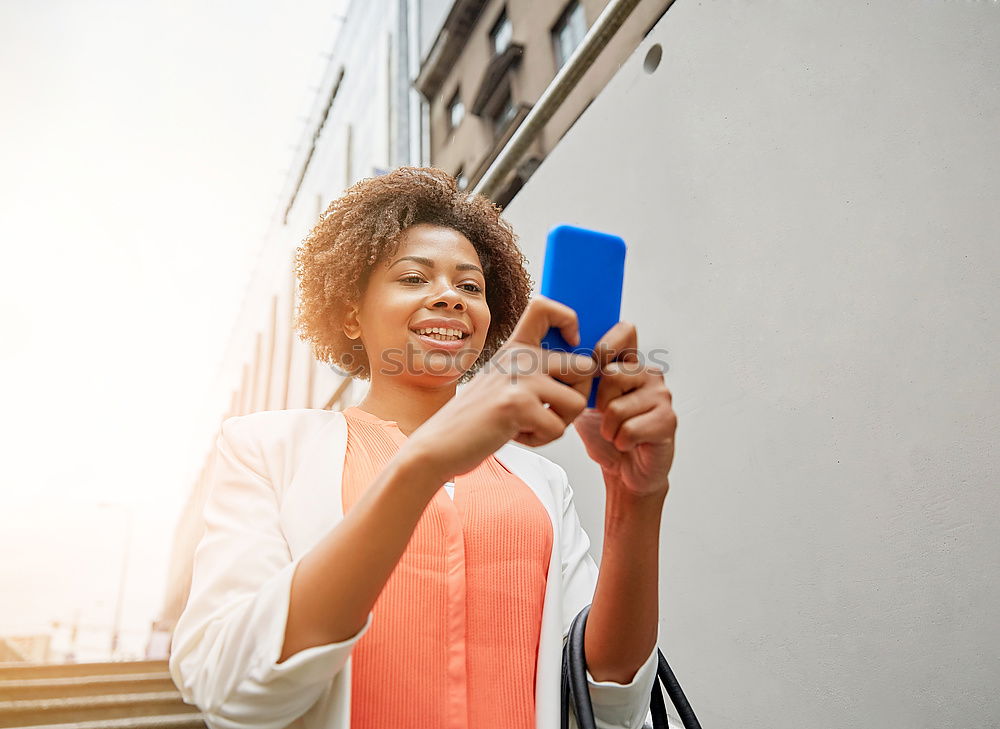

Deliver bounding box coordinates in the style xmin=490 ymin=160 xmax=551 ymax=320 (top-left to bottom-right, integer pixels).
xmin=343 ymin=223 xmax=492 ymax=386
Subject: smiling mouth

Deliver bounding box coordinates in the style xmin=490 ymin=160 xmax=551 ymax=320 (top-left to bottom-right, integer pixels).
xmin=409 ymin=328 xmax=470 ymax=342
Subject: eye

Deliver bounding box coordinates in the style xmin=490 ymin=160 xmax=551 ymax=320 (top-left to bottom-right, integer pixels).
xmin=399 ymin=275 xmax=425 ymax=284
xmin=460 ymin=282 xmax=483 ymax=293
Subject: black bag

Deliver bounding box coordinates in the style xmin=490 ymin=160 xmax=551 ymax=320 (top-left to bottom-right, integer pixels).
xmin=561 ymin=603 xmax=703 ymax=729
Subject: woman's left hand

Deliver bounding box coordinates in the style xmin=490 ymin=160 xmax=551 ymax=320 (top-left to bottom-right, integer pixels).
xmin=572 ymin=321 xmax=676 ymax=499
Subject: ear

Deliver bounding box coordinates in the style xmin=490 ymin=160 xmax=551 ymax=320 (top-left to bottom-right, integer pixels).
xmin=343 ymin=303 xmax=361 ymax=340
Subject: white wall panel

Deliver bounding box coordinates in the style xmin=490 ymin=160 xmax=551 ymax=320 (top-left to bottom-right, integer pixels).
xmin=503 ymin=1 xmax=1000 ymax=726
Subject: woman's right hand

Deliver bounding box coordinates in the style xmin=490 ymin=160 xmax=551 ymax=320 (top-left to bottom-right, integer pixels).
xmin=404 ymin=295 xmax=600 ymax=483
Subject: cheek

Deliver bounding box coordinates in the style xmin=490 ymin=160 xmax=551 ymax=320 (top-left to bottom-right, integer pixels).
xmin=359 ymin=298 xmax=411 ymax=339
xmin=475 ymin=307 xmax=491 ymax=342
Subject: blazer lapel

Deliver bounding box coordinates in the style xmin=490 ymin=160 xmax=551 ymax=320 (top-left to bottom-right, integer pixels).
xmin=279 ymin=410 xmax=348 ymax=561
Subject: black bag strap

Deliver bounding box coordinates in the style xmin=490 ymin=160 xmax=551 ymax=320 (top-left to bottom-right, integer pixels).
xmin=561 ymin=603 xmax=702 ymax=729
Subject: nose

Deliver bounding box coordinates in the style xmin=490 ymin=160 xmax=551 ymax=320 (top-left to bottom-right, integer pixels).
xmin=430 ymin=282 xmax=465 ymax=310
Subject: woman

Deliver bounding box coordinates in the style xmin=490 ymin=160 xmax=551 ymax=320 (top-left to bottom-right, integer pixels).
xmin=169 ymin=167 xmax=678 ymax=729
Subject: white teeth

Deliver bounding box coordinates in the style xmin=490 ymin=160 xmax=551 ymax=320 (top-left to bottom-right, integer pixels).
xmin=413 ymin=327 xmax=465 ymax=339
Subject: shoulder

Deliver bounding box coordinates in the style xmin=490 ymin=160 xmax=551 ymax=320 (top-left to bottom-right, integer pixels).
xmin=220 ymin=407 xmax=338 ymax=436
xmin=218 ymin=409 xmax=344 ymax=484
xmin=220 ymin=408 xmax=340 ymax=445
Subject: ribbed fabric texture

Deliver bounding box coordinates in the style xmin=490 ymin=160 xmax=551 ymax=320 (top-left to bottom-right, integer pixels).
xmin=341 ymin=406 xmax=553 ymax=729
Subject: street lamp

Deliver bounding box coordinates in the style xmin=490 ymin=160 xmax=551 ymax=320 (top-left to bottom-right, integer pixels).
xmin=98 ymin=502 xmax=133 ymax=659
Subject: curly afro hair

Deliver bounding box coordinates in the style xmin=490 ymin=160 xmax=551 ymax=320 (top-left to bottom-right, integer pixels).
xmin=293 ymin=166 xmax=533 ymax=384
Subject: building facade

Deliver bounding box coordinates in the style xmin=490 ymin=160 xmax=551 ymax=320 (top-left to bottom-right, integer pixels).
xmin=416 ymin=0 xmax=673 ymax=206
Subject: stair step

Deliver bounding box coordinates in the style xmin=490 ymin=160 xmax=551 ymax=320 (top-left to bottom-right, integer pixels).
xmin=0 ymin=674 xmax=177 ymax=701
xmin=0 ymin=663 xmax=169 ymax=681
xmin=0 ymin=692 xmax=199 ymax=728
xmin=7 ymin=713 xmax=205 ymax=729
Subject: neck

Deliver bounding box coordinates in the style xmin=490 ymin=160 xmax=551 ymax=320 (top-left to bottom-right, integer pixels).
xmin=355 ymin=376 xmax=458 ymax=436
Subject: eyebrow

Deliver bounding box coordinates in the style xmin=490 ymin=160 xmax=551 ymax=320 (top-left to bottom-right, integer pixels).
xmin=388 ymin=255 xmax=484 ymax=276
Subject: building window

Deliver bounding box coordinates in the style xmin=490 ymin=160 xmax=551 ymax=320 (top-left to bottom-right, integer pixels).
xmin=552 ymin=1 xmax=587 ymax=71
xmin=455 ymin=166 xmax=469 ymax=191
xmin=491 ymin=90 xmax=516 ymax=137
xmin=490 ymin=8 xmax=512 ymax=57
xmin=447 ymin=89 xmax=464 ymax=133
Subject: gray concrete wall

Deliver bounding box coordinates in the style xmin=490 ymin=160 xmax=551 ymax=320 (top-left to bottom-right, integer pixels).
xmin=502 ymin=1 xmax=1000 ymax=726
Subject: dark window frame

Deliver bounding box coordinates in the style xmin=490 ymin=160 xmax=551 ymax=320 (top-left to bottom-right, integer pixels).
xmin=490 ymin=86 xmax=517 ymax=138
xmin=489 ymin=7 xmax=512 ymax=57
xmin=446 ymin=87 xmax=464 ymax=134
xmin=551 ymin=0 xmax=587 ymax=71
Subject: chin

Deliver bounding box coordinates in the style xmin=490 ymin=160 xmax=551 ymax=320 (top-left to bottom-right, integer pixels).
xmin=415 ymin=351 xmax=471 ymax=381
xmin=394 ymin=369 xmax=463 ymax=391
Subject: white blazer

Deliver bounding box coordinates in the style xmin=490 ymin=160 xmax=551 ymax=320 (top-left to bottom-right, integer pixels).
xmin=169 ymin=408 xmax=660 ymax=729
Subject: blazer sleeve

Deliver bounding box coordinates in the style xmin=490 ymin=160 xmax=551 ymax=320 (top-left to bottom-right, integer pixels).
xmin=168 ymin=414 xmax=373 ymax=729
xmin=556 ymin=461 xmax=661 ymax=729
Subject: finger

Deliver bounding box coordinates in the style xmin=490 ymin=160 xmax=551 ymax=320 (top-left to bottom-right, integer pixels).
xmin=592 ymin=321 xmax=639 ymax=369
xmin=542 ymin=349 xmax=598 ymax=398
xmin=513 ymin=401 xmax=567 ymax=447
xmin=500 ymin=346 xmax=597 ymax=401
xmin=596 ymin=363 xmax=666 ymax=441
xmin=613 ymin=404 xmax=677 ymax=452
xmin=531 ymin=375 xmax=589 ymax=427
xmin=593 ymin=360 xmax=648 ymax=412
xmin=508 ymin=295 xmax=580 ymax=348
xmin=540 ymin=348 xmax=600 ymax=386
xmin=599 ymin=387 xmax=655 ymax=443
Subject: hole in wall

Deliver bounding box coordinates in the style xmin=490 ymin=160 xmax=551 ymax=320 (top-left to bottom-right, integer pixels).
xmin=643 ymin=43 xmax=662 ymax=74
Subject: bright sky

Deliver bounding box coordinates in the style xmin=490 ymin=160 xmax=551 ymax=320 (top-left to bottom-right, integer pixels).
xmin=0 ymin=0 xmax=347 ymax=660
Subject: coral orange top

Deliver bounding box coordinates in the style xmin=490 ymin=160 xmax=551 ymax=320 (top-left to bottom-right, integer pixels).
xmin=340 ymin=406 xmax=554 ymax=729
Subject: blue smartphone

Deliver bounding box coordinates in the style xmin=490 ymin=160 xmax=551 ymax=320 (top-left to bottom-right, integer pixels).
xmin=539 ymin=224 xmax=626 ymax=408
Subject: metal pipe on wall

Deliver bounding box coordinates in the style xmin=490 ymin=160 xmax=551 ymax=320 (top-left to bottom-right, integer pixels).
xmin=472 ymin=0 xmax=655 ymax=200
